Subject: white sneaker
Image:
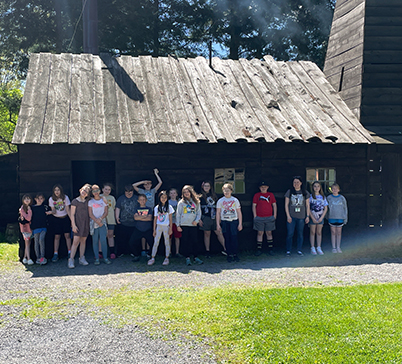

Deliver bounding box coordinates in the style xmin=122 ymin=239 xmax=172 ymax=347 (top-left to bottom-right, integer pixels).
xmin=162 ymin=258 xmax=169 ymax=266
xmin=27 ymin=259 xmax=34 ymax=265
xmin=147 ymin=258 xmax=155 ymax=266
xmin=337 ymin=248 xmax=342 ymax=253
xmin=316 ymin=247 xmax=324 ymax=255
xmin=311 ymin=247 xmax=317 ymax=255
xmin=68 ymin=258 xmax=75 ymax=269
xmin=22 ymin=258 xmax=28 ymax=264
xmin=79 ymin=256 xmax=89 ymax=266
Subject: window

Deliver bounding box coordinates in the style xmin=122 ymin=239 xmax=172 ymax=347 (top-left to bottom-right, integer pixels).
xmin=214 ymin=168 xmax=245 ymax=194
xmin=306 ymin=168 xmax=336 ymax=194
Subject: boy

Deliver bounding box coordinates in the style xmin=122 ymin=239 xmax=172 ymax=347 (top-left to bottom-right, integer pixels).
xmin=216 ymin=183 xmax=242 ymax=263
xmin=252 ymin=181 xmax=277 ymax=256
xmin=131 ymin=194 xmax=154 ymax=261
xmin=132 ymin=169 xmax=163 ymax=255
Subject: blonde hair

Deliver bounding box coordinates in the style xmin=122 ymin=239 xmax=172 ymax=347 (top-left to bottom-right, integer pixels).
xmin=222 ymin=183 xmax=233 ymax=192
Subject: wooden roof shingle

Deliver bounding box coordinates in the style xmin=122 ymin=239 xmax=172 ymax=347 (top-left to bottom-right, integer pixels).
xmin=13 ymin=52 xmax=374 ymax=145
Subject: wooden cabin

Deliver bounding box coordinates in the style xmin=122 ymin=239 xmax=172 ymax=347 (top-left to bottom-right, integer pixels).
xmin=12 ymin=51 xmax=377 ymax=251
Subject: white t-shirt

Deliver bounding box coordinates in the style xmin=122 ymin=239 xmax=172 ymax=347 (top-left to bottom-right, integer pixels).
xmin=49 ymin=196 xmax=71 ymax=217
xmin=154 ymin=205 xmax=174 ymax=226
xmin=88 ymin=198 xmax=107 ymax=219
xmin=217 ymin=196 xmax=241 ymax=221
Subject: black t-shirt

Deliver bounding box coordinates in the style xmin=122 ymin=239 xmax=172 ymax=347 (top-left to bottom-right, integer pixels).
xmin=134 ymin=206 xmax=153 ymax=232
xmin=30 ymin=204 xmax=50 ymax=230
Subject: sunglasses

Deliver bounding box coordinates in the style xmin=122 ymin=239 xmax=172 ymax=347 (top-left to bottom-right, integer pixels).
xmin=92 ymin=189 xmax=100 ymax=193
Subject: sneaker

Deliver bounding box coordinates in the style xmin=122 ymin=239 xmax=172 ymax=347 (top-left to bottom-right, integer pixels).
xmin=79 ymin=256 xmax=89 ymax=266
xmin=41 ymin=257 xmax=48 ymax=265
xmin=132 ymin=256 xmax=140 ymax=262
xmin=337 ymin=248 xmax=342 ymax=253
xmin=22 ymin=258 xmax=28 ymax=264
xmin=227 ymin=255 xmax=233 ymax=263
xmin=68 ymin=258 xmax=75 ymax=269
xmin=36 ymin=259 xmax=41 ymax=264
xmin=233 ymin=255 xmax=240 ymax=262
xmin=255 ymin=249 xmax=263 ymax=256
xmin=332 ymin=248 xmax=337 ymax=253
xmin=221 ymin=250 xmax=227 ymax=256
xmin=141 ymin=251 xmax=147 ymax=257
xmin=194 ymin=257 xmax=203 ymax=265
xmin=311 ymin=247 xmax=317 ymax=255
xmin=110 ymin=253 xmax=116 ymax=259
xmin=316 ymin=247 xmax=324 ymax=255
xmin=147 ymin=258 xmax=155 ymax=266
xmin=297 ymin=251 xmax=304 ymax=257
xmin=27 ymin=259 xmax=34 ymax=265
xmin=162 ymin=258 xmax=169 ymax=266
xmin=94 ymin=259 xmax=100 ymax=265
xmin=51 ymin=253 xmax=59 ymax=263
xmin=286 ymin=251 xmax=291 ymax=257
xmin=104 ymin=258 xmax=112 ymax=265
xmin=186 ymin=258 xmax=192 ymax=266
xmin=175 ymin=253 xmax=184 ymax=258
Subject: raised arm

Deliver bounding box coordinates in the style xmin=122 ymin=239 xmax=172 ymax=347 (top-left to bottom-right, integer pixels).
xmin=153 ymin=168 xmax=163 ymax=192
xmin=132 ymin=180 xmax=151 ymax=192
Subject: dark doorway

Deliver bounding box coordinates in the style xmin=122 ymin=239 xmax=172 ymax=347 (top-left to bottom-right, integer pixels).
xmin=71 ymin=161 xmax=116 ymax=194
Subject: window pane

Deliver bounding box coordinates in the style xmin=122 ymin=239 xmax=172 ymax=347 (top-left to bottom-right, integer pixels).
xmin=306 ymin=168 xmax=316 ymax=182
xmin=318 ymin=169 xmax=325 ymax=181
xmin=329 ymin=169 xmax=336 ymax=182
xmin=234 ymin=180 xmax=245 ymax=194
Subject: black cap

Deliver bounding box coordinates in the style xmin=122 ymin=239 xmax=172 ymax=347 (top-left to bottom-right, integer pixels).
xmin=259 ymin=181 xmax=268 ymax=187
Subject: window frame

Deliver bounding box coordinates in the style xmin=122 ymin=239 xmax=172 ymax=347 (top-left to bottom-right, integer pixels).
xmin=306 ymin=167 xmax=336 ymax=194
xmin=214 ymin=168 xmax=245 ymax=194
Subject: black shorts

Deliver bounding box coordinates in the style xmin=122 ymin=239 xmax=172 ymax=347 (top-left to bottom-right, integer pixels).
xmin=49 ymin=215 xmax=71 ymax=235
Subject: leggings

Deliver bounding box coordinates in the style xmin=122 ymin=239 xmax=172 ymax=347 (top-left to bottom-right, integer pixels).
xmin=152 ymin=225 xmax=170 ymax=258
xmin=34 ymin=229 xmax=46 ymax=259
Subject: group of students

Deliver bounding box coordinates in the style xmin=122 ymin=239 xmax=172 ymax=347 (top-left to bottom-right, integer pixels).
xmin=18 ymin=171 xmax=348 ymax=267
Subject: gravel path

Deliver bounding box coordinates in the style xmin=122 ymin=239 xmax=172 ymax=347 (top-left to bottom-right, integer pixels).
xmin=1 ymin=252 xmax=402 ymax=363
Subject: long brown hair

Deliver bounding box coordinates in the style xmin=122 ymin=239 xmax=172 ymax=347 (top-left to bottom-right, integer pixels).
xmin=311 ymin=181 xmax=325 ymax=199
xmin=181 ymin=185 xmax=200 ymax=205
xmin=21 ymin=194 xmax=32 ymax=213
xmin=52 ymin=184 xmax=66 ymax=201
xmin=201 ymin=180 xmax=217 ymax=202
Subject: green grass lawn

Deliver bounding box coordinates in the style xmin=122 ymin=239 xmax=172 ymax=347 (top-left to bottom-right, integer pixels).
xmin=1 ymin=242 xmax=402 ymax=363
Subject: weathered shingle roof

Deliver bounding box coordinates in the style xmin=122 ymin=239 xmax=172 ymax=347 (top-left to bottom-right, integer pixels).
xmin=13 ymin=52 xmax=374 ymax=145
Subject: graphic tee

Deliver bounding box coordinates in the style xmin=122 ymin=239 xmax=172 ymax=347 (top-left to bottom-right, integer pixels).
xmin=134 ymin=206 xmax=153 ymax=232
xmin=200 ymin=196 xmax=217 ymax=219
xmin=116 ymin=194 xmax=138 ymax=227
xmin=88 ymin=198 xmax=107 ymax=219
xmin=309 ymin=195 xmax=328 ymax=222
xmin=137 ymin=188 xmax=156 ymax=208
xmin=252 ymin=192 xmax=276 ymax=217
xmin=217 ymin=196 xmax=241 ymax=221
xmin=49 ymin=196 xmax=71 ymax=217
xmin=284 ymin=190 xmax=311 ymax=219
xmin=154 ymin=205 xmax=175 ymax=226
xmin=101 ymin=194 xmax=116 ymax=225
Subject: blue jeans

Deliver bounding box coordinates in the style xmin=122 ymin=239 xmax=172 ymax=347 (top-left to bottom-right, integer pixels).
xmin=221 ymin=220 xmax=239 ymax=256
xmin=92 ymin=225 xmax=108 ymax=259
xmin=286 ymin=218 xmax=305 ymax=252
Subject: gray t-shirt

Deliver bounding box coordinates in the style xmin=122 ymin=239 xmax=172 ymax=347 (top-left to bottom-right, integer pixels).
xmin=137 ymin=188 xmax=156 ymax=208
xmin=285 ymin=189 xmax=311 ymax=219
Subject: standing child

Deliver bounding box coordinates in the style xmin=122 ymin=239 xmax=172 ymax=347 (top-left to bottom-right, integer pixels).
xmin=31 ymin=193 xmax=52 ymax=265
xmin=252 ymin=181 xmax=277 ymax=256
xmin=131 ymin=194 xmax=154 ymax=261
xmin=168 ymin=188 xmax=182 ymax=257
xmin=176 ymin=185 xmax=202 ymax=266
xmin=284 ymin=176 xmax=310 ymax=257
xmin=216 ymin=183 xmax=243 ymax=263
xmin=148 ymin=191 xmax=174 ymax=266
xmin=327 ymin=183 xmax=348 ymax=253
xmin=19 ymin=194 xmax=34 ymax=265
xmin=132 ymin=168 xmax=163 ymax=255
xmin=199 ymin=181 xmax=226 ymax=258
xmin=68 ymin=184 xmax=91 ymax=269
xmin=309 ymin=181 xmax=328 ymax=255
xmin=48 ymin=184 xmax=72 ymax=262
xmin=101 ymin=183 xmax=117 ymax=259
xmin=88 ymin=185 xmax=111 ymax=265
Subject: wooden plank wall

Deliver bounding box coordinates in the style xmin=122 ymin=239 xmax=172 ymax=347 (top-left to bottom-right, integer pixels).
xmin=0 ymin=153 xmax=19 ymax=229
xmin=361 ymin=0 xmax=402 ymax=126
xmin=18 ymin=143 xmax=371 ymax=250
xmin=324 ymin=0 xmax=365 ymax=118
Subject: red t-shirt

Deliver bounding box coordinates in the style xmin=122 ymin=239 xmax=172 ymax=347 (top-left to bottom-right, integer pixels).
xmin=253 ymin=192 xmax=276 ymax=217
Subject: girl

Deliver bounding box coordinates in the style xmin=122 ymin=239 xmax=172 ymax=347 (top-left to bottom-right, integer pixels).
xmin=101 ymin=183 xmax=116 ymax=259
xmin=176 ymin=185 xmax=202 ymax=266
xmin=168 ymin=188 xmax=182 ymax=257
xmin=327 ymin=183 xmax=348 ymax=253
xmin=89 ymin=184 xmax=111 ymax=265
xmin=148 ymin=191 xmax=174 ymax=266
xmin=31 ymin=193 xmax=52 ymax=265
xmin=19 ymin=194 xmax=34 ymax=265
xmin=68 ymin=184 xmax=91 ymax=269
xmin=48 ymin=184 xmax=72 ymax=262
xmin=308 ymin=181 xmax=328 ymax=255
xmin=216 ymin=183 xmax=242 ymax=263
xmin=199 ymin=181 xmax=226 ymax=258
xmin=284 ymin=176 xmax=310 ymax=256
